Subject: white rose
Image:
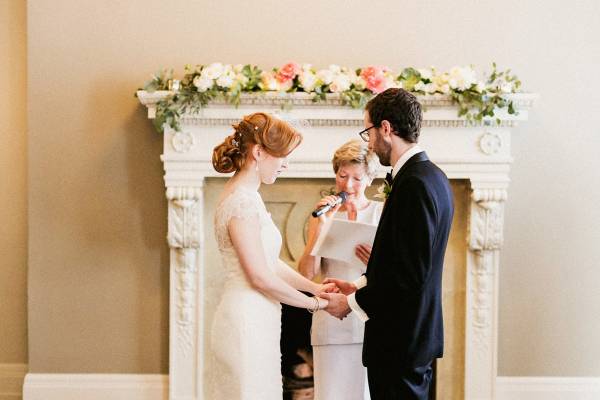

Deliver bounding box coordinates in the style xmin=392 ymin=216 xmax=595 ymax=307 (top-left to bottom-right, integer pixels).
xmin=203 ymin=62 xmax=224 ymax=80
xmin=217 ymin=73 xmax=234 ymax=88
xmin=448 ymin=66 xmax=477 ymax=91
xmin=316 ymin=69 xmax=334 ymax=85
xmin=235 ymin=73 xmax=249 ymax=86
xmin=475 ymin=81 xmax=486 ymax=93
xmin=259 ymin=71 xmax=279 ymax=91
xmin=299 ymin=71 xmax=317 ymax=92
xmin=301 ymin=63 xmax=313 ymax=71
xmin=418 ymin=68 xmax=433 ymax=81
xmin=216 ymin=66 xmax=235 ymax=88
xmin=425 ymin=83 xmax=437 ymax=94
xmin=500 ymin=82 xmax=513 ymax=93
xmin=385 ymin=75 xmax=401 ymax=89
xmin=354 ymin=76 xmax=367 ymax=90
xmin=346 ymin=68 xmax=358 ymax=83
xmin=432 ymin=72 xmax=451 ymax=94
xmin=330 ymin=74 xmax=351 ymax=92
xmin=416 ymin=82 xmax=436 ymax=94
xmin=193 ymin=75 xmax=213 ymax=92
xmin=328 ymin=64 xmax=342 ymax=74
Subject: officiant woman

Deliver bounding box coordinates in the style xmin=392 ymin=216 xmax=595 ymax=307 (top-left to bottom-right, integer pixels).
xmin=299 ymin=139 xmax=383 ymax=400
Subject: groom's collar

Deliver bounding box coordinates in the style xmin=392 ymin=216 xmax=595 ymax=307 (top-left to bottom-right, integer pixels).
xmin=391 ymin=145 xmax=423 ymax=178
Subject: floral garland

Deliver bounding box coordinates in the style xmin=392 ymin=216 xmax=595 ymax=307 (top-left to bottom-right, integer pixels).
xmin=139 ymin=62 xmax=522 ymax=133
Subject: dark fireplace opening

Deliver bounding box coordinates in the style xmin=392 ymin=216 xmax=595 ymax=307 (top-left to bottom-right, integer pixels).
xmin=280 ymin=302 xmax=438 ymax=400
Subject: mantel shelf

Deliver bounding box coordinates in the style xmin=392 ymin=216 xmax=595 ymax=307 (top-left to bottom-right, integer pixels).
xmin=136 ymin=90 xmax=537 ymax=127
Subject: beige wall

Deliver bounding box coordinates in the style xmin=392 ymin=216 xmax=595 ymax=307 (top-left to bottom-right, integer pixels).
xmin=0 ymin=0 xmax=28 ymax=365
xmin=25 ymin=0 xmax=600 ymax=376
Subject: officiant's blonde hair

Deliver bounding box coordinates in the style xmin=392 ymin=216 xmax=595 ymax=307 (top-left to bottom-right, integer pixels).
xmin=212 ymin=112 xmax=302 ymax=173
xmin=332 ymin=139 xmax=378 ymax=179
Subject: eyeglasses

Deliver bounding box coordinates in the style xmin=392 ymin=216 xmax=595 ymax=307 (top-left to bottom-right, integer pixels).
xmin=358 ymin=125 xmax=378 ymax=142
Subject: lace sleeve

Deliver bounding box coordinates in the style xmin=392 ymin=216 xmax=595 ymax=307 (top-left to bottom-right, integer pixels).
xmin=226 ymin=190 xmax=261 ymax=219
xmin=215 ymin=190 xmax=262 ymax=230
xmin=215 ymin=190 xmax=262 ymax=249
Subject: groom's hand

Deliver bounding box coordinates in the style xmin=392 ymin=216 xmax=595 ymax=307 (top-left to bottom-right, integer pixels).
xmin=319 ymin=292 xmax=351 ymax=320
xmin=322 ymin=278 xmax=357 ymax=296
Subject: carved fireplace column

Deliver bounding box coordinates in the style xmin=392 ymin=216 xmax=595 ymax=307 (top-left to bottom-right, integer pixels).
xmin=166 ymin=185 xmax=205 ymax=400
xmin=465 ymin=183 xmax=507 ymax=399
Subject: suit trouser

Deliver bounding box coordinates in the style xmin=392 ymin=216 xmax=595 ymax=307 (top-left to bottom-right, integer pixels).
xmin=366 ymin=360 xmax=433 ymax=400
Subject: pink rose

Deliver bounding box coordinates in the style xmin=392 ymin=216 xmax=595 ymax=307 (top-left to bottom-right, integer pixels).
xmin=276 ymin=62 xmax=301 ymax=83
xmin=360 ymin=66 xmax=389 ymax=94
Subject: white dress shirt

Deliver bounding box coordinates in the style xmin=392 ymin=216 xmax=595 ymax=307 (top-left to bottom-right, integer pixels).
xmin=347 ymin=145 xmax=423 ymax=322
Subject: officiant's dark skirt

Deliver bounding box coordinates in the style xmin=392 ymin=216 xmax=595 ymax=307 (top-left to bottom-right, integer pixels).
xmin=281 ymin=298 xmax=313 ymax=399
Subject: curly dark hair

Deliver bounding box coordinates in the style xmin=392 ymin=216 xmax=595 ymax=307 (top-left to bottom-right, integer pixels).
xmin=365 ymin=88 xmax=422 ymax=143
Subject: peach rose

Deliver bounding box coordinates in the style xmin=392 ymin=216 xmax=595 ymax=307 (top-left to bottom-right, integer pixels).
xmin=360 ymin=66 xmax=389 ymax=94
xmin=276 ymin=62 xmax=301 ymax=83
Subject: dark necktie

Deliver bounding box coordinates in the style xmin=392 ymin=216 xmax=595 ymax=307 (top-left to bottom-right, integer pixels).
xmin=385 ymin=170 xmax=394 ymax=186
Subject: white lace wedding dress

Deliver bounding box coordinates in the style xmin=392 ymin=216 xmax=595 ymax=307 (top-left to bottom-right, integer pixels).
xmin=209 ymin=187 xmax=283 ymax=400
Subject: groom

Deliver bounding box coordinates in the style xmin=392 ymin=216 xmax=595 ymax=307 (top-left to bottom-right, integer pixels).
xmin=321 ymin=88 xmax=454 ymax=399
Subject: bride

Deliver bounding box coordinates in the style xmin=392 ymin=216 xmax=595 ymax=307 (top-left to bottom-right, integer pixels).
xmin=210 ymin=112 xmax=336 ymax=399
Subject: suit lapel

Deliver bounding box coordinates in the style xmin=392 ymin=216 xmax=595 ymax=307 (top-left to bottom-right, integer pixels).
xmin=378 ymin=152 xmax=429 ymax=218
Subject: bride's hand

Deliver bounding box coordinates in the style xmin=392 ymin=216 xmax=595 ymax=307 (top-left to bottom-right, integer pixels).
xmin=317 ymin=297 xmax=329 ymax=310
xmin=318 ymin=282 xmax=340 ymax=295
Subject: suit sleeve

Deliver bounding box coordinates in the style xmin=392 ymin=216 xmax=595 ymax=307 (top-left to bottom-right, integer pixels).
xmin=354 ymin=177 xmax=438 ymax=319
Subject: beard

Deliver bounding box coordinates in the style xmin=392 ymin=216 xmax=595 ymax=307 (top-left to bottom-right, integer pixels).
xmin=373 ymin=137 xmax=392 ymax=166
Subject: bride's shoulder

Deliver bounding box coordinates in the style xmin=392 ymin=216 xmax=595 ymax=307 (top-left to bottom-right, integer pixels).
xmin=215 ymin=187 xmax=262 ymax=223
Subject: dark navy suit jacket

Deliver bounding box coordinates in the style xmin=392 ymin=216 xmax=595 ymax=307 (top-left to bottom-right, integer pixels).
xmin=355 ymin=151 xmax=454 ymax=368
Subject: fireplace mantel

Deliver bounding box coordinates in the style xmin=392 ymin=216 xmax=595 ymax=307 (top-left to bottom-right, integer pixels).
xmin=137 ymin=90 xmax=536 ymax=400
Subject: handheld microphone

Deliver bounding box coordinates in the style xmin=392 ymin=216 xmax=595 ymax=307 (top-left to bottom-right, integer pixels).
xmin=311 ymin=192 xmax=348 ymax=218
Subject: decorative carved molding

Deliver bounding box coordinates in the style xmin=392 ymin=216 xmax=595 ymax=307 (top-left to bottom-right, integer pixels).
xmin=178 ymin=117 xmax=518 ymax=128
xmin=426 ymin=120 xmax=516 ymax=128
xmin=470 ymin=249 xmax=494 ymax=358
xmin=173 ymin=248 xmax=197 ymax=356
xmin=171 ymin=131 xmax=195 ymax=153
xmin=137 ymin=90 xmax=537 ymax=110
xmin=168 ymin=199 xmax=201 ymax=249
xmin=479 ymin=132 xmax=503 ymax=155
xmin=468 ymin=186 xmax=505 ymax=368
xmin=469 ymin=188 xmax=507 ymax=251
xmin=166 ymin=187 xmax=203 ymax=200
xmin=167 ymin=187 xmax=203 ymax=249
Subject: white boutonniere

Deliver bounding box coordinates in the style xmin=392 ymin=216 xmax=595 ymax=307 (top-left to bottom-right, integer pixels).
xmin=374 ymin=180 xmax=392 ymax=200
xmin=374 ymin=173 xmax=393 ymax=200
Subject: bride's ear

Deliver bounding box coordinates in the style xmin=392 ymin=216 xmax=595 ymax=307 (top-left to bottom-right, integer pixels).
xmin=251 ymin=144 xmax=263 ymax=161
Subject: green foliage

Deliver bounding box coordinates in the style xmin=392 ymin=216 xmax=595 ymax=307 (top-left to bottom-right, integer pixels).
xmin=398 ymin=67 xmax=422 ymax=92
xmin=137 ymin=63 xmax=524 ymax=133
xmin=451 ymin=63 xmax=521 ymax=123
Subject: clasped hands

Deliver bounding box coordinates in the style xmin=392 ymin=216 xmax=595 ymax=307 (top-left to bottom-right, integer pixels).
xmin=313 ymin=243 xmax=372 ymax=320
xmin=316 ymin=278 xmax=357 ymax=320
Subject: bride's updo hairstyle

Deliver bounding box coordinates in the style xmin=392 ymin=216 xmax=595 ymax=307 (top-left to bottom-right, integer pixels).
xmin=212 ymin=112 xmax=303 ymax=173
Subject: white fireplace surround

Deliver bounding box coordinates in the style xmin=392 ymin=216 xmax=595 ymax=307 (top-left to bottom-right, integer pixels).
xmin=134 ymin=91 xmax=535 ymax=400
